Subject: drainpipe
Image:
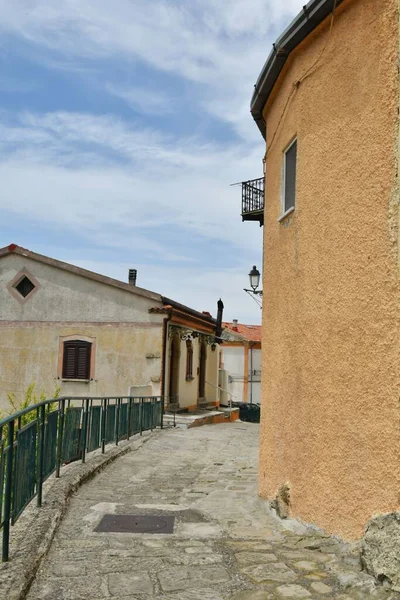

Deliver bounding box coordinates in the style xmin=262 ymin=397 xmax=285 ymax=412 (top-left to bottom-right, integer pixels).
xmin=250 ymin=344 xmax=253 ymax=405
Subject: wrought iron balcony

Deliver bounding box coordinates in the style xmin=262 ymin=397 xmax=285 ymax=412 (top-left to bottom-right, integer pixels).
xmin=241 ymin=177 xmax=264 ymax=226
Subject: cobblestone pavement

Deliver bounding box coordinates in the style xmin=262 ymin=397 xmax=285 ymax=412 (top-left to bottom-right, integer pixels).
xmin=27 ymin=423 xmax=398 ymax=600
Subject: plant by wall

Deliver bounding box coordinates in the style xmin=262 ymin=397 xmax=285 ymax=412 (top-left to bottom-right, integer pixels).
xmin=1 ymin=383 xmax=61 ymax=426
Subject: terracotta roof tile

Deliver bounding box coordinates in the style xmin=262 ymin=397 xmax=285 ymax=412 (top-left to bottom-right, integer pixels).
xmin=223 ymin=322 xmax=262 ymax=343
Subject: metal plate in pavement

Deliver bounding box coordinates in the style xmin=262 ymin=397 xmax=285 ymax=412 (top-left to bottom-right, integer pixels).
xmin=95 ymin=514 xmax=175 ymax=534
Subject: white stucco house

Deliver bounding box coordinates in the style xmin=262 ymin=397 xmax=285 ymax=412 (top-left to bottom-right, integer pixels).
xmin=0 ymin=244 xmax=223 ymax=412
xmin=219 ymin=320 xmax=261 ymax=405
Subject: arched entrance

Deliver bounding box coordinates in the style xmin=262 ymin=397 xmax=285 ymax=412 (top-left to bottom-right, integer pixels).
xmin=168 ymin=334 xmax=180 ymax=404
xmin=198 ymin=341 xmax=207 ymax=402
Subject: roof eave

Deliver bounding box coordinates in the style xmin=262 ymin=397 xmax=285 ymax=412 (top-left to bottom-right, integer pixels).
xmin=0 ymin=244 xmax=162 ymax=303
xmin=161 ymin=296 xmax=217 ymax=326
xmin=250 ymin=0 xmax=343 ymax=139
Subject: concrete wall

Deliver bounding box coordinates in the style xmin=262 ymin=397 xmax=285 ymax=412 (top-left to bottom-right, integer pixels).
xmin=222 ymin=345 xmax=261 ymax=404
xmin=259 ymin=0 xmax=400 ymax=539
xmin=222 ymin=346 xmax=245 ymax=403
xmin=0 ymin=254 xmax=160 ymax=323
xmin=0 ymin=324 xmax=163 ymax=408
xmin=0 ymin=254 xmax=164 ymax=409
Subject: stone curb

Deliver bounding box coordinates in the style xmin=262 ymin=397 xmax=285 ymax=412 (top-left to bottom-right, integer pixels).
xmin=187 ymin=408 xmax=240 ymax=428
xmin=0 ymin=429 xmax=161 ymax=600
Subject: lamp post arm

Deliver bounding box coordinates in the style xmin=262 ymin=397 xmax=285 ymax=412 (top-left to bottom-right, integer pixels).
xmin=243 ymin=289 xmax=263 ymax=309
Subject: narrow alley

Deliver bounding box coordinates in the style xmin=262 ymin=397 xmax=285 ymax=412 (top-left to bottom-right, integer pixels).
xmin=26 ymin=423 xmax=396 ymax=600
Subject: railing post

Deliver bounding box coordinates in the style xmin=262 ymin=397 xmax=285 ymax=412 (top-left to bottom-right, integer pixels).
xmin=140 ymin=398 xmax=143 ymax=436
xmin=81 ymin=399 xmax=89 ymax=464
xmin=2 ymin=419 xmax=14 ymax=562
xmin=127 ymin=397 xmax=132 ymax=440
xmin=115 ymin=398 xmax=121 ymax=446
xmin=161 ymin=397 xmax=164 ymax=429
xmin=101 ymin=399 xmax=107 ymax=453
xmin=37 ymin=404 xmax=46 ymax=507
xmin=56 ymin=399 xmax=65 ymax=478
xmin=151 ymin=399 xmax=154 ymax=432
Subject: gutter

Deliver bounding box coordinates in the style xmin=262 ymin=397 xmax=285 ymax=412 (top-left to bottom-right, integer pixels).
xmin=161 ymin=296 xmax=217 ymax=326
xmin=251 ymin=0 xmax=343 ymax=139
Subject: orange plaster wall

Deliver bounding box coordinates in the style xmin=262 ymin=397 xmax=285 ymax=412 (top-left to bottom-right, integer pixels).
xmin=259 ymin=0 xmax=400 ymax=539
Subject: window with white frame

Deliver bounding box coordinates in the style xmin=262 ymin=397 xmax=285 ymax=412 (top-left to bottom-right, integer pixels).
xmin=282 ymin=138 xmax=297 ymax=215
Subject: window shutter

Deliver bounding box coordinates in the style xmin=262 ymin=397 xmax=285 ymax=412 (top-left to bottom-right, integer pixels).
xmin=62 ymin=341 xmax=91 ymax=379
xmin=76 ymin=344 xmax=90 ymax=379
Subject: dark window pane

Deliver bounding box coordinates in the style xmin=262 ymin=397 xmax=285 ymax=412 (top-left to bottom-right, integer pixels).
xmin=62 ymin=341 xmax=91 ymax=379
xmin=15 ymin=276 xmax=35 ymax=298
xmin=285 ymin=140 xmax=297 ymax=211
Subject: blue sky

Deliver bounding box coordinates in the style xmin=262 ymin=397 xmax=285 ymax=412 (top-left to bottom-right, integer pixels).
xmin=0 ymin=0 xmax=304 ymax=324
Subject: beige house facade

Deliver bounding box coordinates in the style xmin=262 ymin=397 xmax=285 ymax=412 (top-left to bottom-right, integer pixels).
xmin=248 ymin=0 xmax=400 ymax=540
xmin=0 ymin=245 xmax=222 ymax=413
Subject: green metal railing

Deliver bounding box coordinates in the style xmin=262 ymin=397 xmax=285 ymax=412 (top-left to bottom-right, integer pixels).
xmin=0 ymin=395 xmax=164 ymax=562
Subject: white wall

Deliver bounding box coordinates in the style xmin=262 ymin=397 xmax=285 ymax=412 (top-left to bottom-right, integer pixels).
xmin=0 ymin=254 xmax=161 ymax=324
xmin=221 ymin=346 xmax=245 ymax=403
xmin=0 ymin=253 xmax=164 ymax=410
xmin=248 ymin=347 xmax=261 ymax=404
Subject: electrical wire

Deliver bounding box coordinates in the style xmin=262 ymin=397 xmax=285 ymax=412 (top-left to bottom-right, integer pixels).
xmin=263 ymin=0 xmax=338 ymax=164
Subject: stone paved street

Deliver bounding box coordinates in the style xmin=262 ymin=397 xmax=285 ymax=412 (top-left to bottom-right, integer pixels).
xmin=27 ymin=423 xmax=398 ymax=599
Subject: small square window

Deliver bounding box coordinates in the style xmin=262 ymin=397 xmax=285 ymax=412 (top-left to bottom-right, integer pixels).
xmin=14 ymin=276 xmax=36 ymax=298
xmin=282 ymin=138 xmax=297 ymax=215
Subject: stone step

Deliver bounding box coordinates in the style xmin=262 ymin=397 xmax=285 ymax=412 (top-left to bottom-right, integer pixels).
xmin=163 ymin=408 xmax=239 ymax=429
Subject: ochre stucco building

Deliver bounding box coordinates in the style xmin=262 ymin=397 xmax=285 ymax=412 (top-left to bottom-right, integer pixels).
xmin=248 ymin=0 xmax=400 ymax=539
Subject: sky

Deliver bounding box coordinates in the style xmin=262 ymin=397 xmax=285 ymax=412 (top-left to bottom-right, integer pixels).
xmin=0 ymin=0 xmax=304 ymax=324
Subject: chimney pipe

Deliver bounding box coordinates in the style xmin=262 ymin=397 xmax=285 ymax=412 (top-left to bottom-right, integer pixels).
xmin=216 ymin=298 xmax=224 ymax=338
xmin=129 ymin=269 xmax=137 ymax=286
xmin=232 ymin=319 xmax=238 ymax=331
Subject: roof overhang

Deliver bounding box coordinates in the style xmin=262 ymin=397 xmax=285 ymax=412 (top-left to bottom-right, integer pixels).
xmin=0 ymin=244 xmax=162 ymax=302
xmin=251 ymin=0 xmax=344 ymax=139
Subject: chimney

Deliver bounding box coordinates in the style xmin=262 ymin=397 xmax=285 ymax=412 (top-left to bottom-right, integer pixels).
xmin=128 ymin=269 xmax=137 ymax=286
xmin=232 ymin=319 xmax=238 ymax=331
xmin=216 ymin=299 xmax=224 ymax=338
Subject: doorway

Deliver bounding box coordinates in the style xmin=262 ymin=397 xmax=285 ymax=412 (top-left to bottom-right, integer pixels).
xmin=198 ymin=341 xmax=207 ymax=402
xmin=168 ymin=334 xmax=180 ymax=404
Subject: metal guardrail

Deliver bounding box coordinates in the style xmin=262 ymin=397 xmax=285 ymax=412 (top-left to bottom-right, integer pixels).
xmin=0 ymin=395 xmax=164 ymax=562
xmin=241 ymin=177 xmax=264 ymax=215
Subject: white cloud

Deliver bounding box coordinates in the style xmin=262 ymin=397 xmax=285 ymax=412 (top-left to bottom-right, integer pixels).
xmin=0 ymin=110 xmax=263 ymax=255
xmin=0 ymin=0 xmax=305 ymax=139
xmin=107 ymin=84 xmax=176 ymax=116
xmin=0 ymin=0 xmax=306 ymax=322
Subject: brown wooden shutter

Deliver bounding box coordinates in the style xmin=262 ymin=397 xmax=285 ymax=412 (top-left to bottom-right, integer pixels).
xmin=62 ymin=341 xmax=91 ymax=379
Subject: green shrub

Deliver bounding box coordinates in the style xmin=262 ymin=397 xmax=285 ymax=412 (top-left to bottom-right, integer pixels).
xmin=1 ymin=383 xmax=61 ymax=429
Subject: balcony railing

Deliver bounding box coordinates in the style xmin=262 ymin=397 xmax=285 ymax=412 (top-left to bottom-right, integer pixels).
xmin=241 ymin=177 xmax=264 ymax=225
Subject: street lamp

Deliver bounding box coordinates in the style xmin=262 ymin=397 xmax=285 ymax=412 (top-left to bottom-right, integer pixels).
xmin=244 ymin=265 xmax=262 ymax=308
xmin=249 ymin=265 xmax=261 ymax=292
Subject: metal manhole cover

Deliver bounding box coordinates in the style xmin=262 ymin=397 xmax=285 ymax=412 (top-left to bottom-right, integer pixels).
xmin=95 ymin=514 xmax=175 ymax=534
